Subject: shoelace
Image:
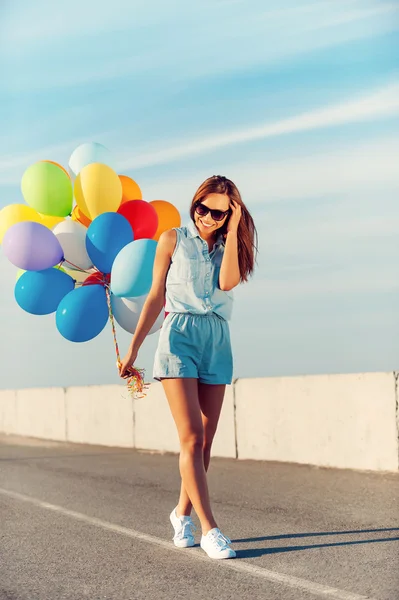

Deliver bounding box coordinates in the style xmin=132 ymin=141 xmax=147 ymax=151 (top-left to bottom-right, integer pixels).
xmin=208 ymin=530 xmax=232 ymax=549
xmin=179 ymin=519 xmax=197 ymax=539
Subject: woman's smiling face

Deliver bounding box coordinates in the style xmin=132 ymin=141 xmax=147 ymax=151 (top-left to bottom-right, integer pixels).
xmin=194 ymin=193 xmax=230 ymax=237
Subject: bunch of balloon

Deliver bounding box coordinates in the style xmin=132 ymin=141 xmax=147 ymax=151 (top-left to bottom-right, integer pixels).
xmin=0 ymin=142 xmax=181 ymax=396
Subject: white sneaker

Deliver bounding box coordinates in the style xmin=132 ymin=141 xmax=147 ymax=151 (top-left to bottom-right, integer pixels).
xmin=170 ymin=507 xmax=196 ymax=548
xmin=200 ymin=527 xmax=236 ymax=559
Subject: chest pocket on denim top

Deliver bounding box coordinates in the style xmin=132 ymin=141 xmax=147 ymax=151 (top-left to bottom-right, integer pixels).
xmin=177 ymin=256 xmax=199 ymax=281
xmin=171 ymin=239 xmax=201 ymax=282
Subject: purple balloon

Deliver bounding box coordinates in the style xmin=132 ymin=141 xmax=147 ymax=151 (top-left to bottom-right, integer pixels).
xmin=2 ymin=221 xmax=64 ymax=270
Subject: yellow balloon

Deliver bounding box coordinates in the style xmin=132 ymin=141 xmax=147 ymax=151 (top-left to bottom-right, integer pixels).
xmin=0 ymin=204 xmax=41 ymax=243
xmin=74 ymin=163 xmax=122 ymax=219
xmin=39 ymin=214 xmax=65 ymax=229
xmin=63 ymin=267 xmax=92 ymax=283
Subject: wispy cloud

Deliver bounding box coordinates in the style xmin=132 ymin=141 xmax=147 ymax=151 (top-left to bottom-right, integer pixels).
xmin=236 ymin=135 xmax=399 ymax=200
xmin=119 ymin=82 xmax=399 ymax=170
xmin=1 ymin=0 xmax=161 ymax=44
xmin=5 ymin=0 xmax=394 ymax=45
xmin=3 ymin=0 xmax=398 ymax=91
xmin=2 ymin=123 xmax=397 ymax=211
xmin=0 ymin=133 xmax=109 ymax=190
xmin=306 ymin=1 xmax=399 ymax=30
xmin=269 ymin=214 xmax=399 ymax=246
xmin=243 ymin=265 xmax=399 ymax=298
xmin=134 ymin=133 xmax=399 ymax=214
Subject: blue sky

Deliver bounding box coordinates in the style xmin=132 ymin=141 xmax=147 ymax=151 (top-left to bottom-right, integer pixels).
xmin=1 ymin=0 xmax=399 ymax=389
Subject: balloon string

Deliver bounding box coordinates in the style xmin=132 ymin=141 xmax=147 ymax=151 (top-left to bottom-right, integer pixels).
xmin=104 ymin=286 xmax=148 ymax=399
xmin=58 ymin=259 xmax=148 ymax=397
xmin=60 ymin=258 xmax=100 ymax=274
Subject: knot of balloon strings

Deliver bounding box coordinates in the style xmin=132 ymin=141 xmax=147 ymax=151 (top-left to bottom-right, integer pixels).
xmin=105 ymin=287 xmax=148 ymax=399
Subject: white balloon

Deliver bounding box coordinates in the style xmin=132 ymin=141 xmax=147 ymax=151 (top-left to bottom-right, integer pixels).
xmin=111 ymin=294 xmax=164 ymax=335
xmin=68 ymin=142 xmax=115 ymax=179
xmin=53 ymin=220 xmax=93 ymax=271
xmin=111 ymin=296 xmax=142 ymax=334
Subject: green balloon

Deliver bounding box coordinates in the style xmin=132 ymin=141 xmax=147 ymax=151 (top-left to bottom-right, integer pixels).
xmin=21 ymin=162 xmax=73 ymax=217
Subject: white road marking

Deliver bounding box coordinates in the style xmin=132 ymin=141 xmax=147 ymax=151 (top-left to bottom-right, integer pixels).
xmin=1 ymin=487 xmax=375 ymax=600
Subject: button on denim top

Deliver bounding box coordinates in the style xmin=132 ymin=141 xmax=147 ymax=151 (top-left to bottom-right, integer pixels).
xmin=165 ymin=220 xmax=233 ymax=321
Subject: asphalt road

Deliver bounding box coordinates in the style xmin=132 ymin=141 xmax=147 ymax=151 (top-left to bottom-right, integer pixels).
xmin=0 ymin=434 xmax=398 ymax=600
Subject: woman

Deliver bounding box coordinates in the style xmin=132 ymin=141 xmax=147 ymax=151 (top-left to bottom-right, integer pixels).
xmin=120 ymin=175 xmax=257 ymax=559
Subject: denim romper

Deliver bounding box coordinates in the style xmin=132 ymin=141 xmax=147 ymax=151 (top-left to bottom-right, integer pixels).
xmin=153 ymin=220 xmax=234 ymax=384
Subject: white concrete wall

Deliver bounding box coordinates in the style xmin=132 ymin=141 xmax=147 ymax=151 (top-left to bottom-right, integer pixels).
xmin=0 ymin=390 xmax=18 ymax=435
xmin=0 ymin=388 xmax=66 ymax=441
xmin=65 ymin=385 xmax=134 ymax=448
xmin=235 ymin=372 xmax=398 ymax=471
xmin=0 ymin=372 xmax=398 ymax=472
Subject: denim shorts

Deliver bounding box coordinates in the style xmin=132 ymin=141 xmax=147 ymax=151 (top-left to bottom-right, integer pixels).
xmin=153 ymin=312 xmax=233 ymax=385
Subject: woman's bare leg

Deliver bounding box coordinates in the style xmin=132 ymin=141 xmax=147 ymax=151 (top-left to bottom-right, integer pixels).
xmin=175 ymin=383 xmax=226 ymax=520
xmin=162 ymin=378 xmax=223 ymax=534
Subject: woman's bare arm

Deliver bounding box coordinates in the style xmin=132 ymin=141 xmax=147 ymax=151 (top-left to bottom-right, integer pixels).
xmin=119 ymin=229 xmax=176 ymax=375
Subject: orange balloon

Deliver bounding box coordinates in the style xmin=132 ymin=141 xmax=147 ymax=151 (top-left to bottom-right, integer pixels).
xmin=119 ymin=175 xmax=142 ymax=204
xmin=71 ymin=205 xmax=91 ymax=228
xmin=42 ymin=160 xmax=70 ymax=178
xmin=150 ymin=200 xmax=181 ymax=241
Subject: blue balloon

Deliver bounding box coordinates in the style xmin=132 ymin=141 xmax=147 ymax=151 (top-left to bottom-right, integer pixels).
xmin=15 ymin=268 xmax=75 ymax=315
xmin=111 ymin=239 xmax=157 ymax=298
xmin=86 ymin=212 xmax=133 ymax=274
xmin=56 ymin=284 xmax=109 ymax=342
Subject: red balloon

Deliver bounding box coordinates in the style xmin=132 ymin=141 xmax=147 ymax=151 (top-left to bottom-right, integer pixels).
xmin=83 ymin=272 xmax=110 ymax=287
xmin=117 ymin=200 xmax=158 ymax=240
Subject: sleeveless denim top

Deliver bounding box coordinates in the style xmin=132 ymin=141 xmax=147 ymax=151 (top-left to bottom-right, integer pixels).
xmin=165 ymin=220 xmax=233 ymax=321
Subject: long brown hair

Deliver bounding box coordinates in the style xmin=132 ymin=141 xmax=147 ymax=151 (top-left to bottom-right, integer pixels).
xmin=189 ymin=175 xmax=258 ymax=283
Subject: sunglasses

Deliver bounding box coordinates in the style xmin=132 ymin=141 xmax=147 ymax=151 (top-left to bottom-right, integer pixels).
xmin=195 ymin=202 xmax=231 ymax=222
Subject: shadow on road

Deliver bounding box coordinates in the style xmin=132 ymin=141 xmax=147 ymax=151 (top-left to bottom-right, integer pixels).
xmin=233 ymin=529 xmax=399 ymax=558
xmin=233 ymin=527 xmax=399 ymax=543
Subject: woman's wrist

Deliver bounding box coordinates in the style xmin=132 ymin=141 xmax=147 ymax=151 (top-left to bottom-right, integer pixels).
xmin=129 ymin=339 xmax=139 ymax=353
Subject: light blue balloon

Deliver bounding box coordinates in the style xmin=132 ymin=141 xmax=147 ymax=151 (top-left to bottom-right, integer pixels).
xmin=111 ymin=239 xmax=157 ymax=298
xmin=68 ymin=142 xmax=115 ymax=179
xmin=56 ymin=284 xmax=109 ymax=342
xmin=15 ymin=268 xmax=75 ymax=315
xmin=86 ymin=212 xmax=133 ymax=274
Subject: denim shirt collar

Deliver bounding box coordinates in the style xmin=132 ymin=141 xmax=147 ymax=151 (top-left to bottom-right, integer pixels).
xmin=187 ymin=220 xmax=224 ymax=247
